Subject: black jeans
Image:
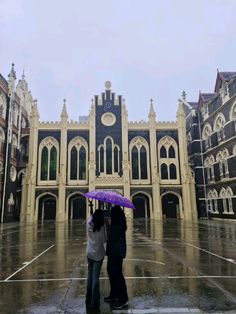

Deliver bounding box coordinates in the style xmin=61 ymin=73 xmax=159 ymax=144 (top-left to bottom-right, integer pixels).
xmin=86 ymin=257 xmax=103 ymax=307
xmin=107 ymin=255 xmax=128 ymax=302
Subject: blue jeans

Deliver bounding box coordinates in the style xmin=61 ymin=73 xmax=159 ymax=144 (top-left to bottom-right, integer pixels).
xmin=86 ymin=257 xmax=103 ymax=307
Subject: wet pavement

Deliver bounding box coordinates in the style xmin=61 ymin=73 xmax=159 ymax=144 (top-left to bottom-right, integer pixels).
xmin=0 ymin=219 xmax=236 ymax=314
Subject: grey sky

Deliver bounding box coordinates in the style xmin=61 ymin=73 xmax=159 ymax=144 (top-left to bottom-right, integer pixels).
xmin=0 ymin=0 xmax=236 ymax=122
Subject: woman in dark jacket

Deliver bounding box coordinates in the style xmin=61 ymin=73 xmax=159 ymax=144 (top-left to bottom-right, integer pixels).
xmin=104 ymin=205 xmax=128 ymax=309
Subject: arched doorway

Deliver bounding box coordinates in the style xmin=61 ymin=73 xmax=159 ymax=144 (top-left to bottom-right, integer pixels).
xmin=132 ymin=193 xmax=150 ymax=218
xmin=38 ymin=194 xmax=56 ymax=221
xmin=161 ymin=193 xmax=180 ymax=219
xmin=68 ymin=194 xmax=86 ymax=220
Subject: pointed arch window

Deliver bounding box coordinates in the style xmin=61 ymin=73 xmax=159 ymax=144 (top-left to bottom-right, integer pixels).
xmin=0 ymin=127 xmax=5 ymax=153
xmin=158 ymin=136 xmax=179 ymax=182
xmin=41 ymin=147 xmax=48 ymax=180
xmin=169 ymin=163 xmax=177 ymax=179
xmin=70 ymin=146 xmax=77 ymax=180
xmin=114 ymin=146 xmax=119 ymax=173
xmin=169 ymin=146 xmax=175 ymax=158
xmin=140 ymin=146 xmax=148 ymax=179
xmin=98 ymin=137 xmax=120 ymax=175
xmin=160 ymin=146 xmax=167 ymax=158
xmin=130 ymin=136 xmax=150 ymax=181
xmin=106 ymin=138 xmax=112 ymax=174
xmin=0 ymin=94 xmax=6 ymax=119
xmin=132 ymin=146 xmax=139 ymax=179
xmin=68 ymin=136 xmax=88 ymax=182
xmin=39 ymin=137 xmax=59 ymax=183
xmin=79 ymin=146 xmax=86 ymax=180
xmin=161 ymin=164 xmax=168 ymax=179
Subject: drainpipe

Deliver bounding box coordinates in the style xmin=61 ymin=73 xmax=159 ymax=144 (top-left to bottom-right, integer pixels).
xmin=197 ymin=111 xmax=209 ymax=219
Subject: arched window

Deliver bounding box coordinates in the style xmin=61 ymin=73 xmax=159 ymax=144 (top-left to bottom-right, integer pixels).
xmin=39 ymin=137 xmax=59 ymax=182
xmin=100 ymin=147 xmax=104 ymax=173
xmin=68 ymin=136 xmax=88 ymax=182
xmin=0 ymin=127 xmax=5 ymax=153
xmin=214 ymin=113 xmax=225 ymax=142
xmin=132 ymin=146 xmax=139 ymax=179
xmin=230 ymin=102 xmax=236 ymax=120
xmin=106 ymin=138 xmax=112 ymax=174
xmin=140 ymin=146 xmax=147 ymax=179
xmin=168 ymin=146 xmax=175 ymax=158
xmin=70 ymin=146 xmax=77 ymax=180
xmin=169 ymin=163 xmax=177 ymax=179
xmin=202 ymin=124 xmax=212 ymax=149
xmin=0 ymin=94 xmax=6 ymax=119
xmin=41 ymin=147 xmax=48 ymax=180
xmin=114 ymin=146 xmax=119 ymax=173
xmin=158 ymin=136 xmax=179 ymax=182
xmin=11 ymin=134 xmax=17 ymax=158
xmin=79 ymin=146 xmax=86 ymax=180
xmin=160 ymin=146 xmax=167 ymax=158
xmin=130 ymin=136 xmax=150 ymax=181
xmin=161 ymin=163 xmax=168 ymax=179
xmin=49 ymin=146 xmax=57 ymax=180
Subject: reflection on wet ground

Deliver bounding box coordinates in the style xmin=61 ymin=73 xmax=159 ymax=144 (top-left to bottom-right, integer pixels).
xmin=0 ymin=219 xmax=236 ymax=313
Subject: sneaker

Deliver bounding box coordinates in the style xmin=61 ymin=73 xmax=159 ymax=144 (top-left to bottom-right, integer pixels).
xmin=112 ymin=300 xmax=128 ymax=309
xmin=104 ymin=296 xmax=119 ymax=302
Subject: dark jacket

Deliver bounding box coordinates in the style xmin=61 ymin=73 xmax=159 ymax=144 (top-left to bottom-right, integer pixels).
xmin=106 ymin=224 xmax=127 ymax=259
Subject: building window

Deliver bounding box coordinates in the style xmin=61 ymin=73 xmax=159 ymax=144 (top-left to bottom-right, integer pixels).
xmin=11 ymin=134 xmax=17 ymax=158
xmin=98 ymin=136 xmax=120 ymax=176
xmin=0 ymin=127 xmax=5 ymax=153
xmin=158 ymin=136 xmax=179 ymax=182
xmin=214 ymin=113 xmax=225 ymax=143
xmin=169 ymin=163 xmax=177 ymax=179
xmin=160 ymin=146 xmax=167 ymax=158
xmin=202 ymin=124 xmax=212 ymax=149
xmin=220 ymin=187 xmax=234 ymax=214
xmin=39 ymin=137 xmax=59 ymax=182
xmin=161 ymin=163 xmax=168 ymax=179
xmin=0 ymin=94 xmax=6 ymax=119
xmin=68 ymin=136 xmax=88 ymax=182
xmin=216 ymin=150 xmax=229 ymax=179
xmin=132 ymin=146 xmax=139 ymax=179
xmin=130 ymin=136 xmax=150 ymax=182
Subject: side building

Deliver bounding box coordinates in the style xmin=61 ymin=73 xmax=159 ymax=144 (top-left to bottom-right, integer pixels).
xmin=21 ymin=82 xmax=197 ymax=223
xmin=0 ymin=64 xmax=33 ymax=222
xmin=185 ymin=71 xmax=236 ymax=219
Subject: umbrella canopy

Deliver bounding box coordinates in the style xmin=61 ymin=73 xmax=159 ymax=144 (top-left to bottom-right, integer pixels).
xmin=84 ymin=190 xmax=135 ymax=209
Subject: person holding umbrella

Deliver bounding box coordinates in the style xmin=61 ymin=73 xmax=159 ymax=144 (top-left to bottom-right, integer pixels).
xmin=104 ymin=205 xmax=129 ymax=309
xmin=85 ymin=208 xmax=106 ymax=311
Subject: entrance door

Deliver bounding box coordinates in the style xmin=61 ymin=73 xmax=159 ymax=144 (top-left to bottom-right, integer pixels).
xmin=68 ymin=195 xmax=86 ymax=220
xmin=162 ymin=193 xmax=179 ymax=218
xmin=38 ymin=196 xmax=56 ymax=221
xmin=133 ymin=194 xmax=150 ymax=218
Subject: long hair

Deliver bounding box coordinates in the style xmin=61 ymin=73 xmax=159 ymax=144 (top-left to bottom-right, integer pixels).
xmin=92 ymin=209 xmax=104 ymax=232
xmin=111 ymin=205 xmax=127 ymax=231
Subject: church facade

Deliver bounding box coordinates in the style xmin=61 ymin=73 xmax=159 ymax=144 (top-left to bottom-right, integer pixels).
xmin=21 ymin=81 xmax=197 ymax=223
xmin=0 ymin=64 xmax=235 ymax=223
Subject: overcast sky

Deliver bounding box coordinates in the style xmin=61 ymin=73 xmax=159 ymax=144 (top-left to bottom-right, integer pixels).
xmin=0 ymin=0 xmax=236 ymax=122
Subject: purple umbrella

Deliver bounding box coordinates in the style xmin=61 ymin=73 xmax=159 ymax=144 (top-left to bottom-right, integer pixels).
xmin=84 ymin=190 xmax=135 ymax=209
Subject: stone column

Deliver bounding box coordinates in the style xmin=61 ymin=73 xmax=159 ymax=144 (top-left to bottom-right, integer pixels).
xmin=148 ymin=100 xmax=162 ymax=220
xmin=121 ymin=100 xmax=132 ymax=218
xmin=177 ymin=101 xmax=197 ymax=221
xmin=25 ymin=100 xmax=39 ymax=223
xmin=57 ymin=100 xmax=68 ymax=222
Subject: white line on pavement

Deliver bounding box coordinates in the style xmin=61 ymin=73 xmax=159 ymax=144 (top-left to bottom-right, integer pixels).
xmin=125 ymin=258 xmax=165 ymax=265
xmin=4 ymin=244 xmax=54 ymax=282
xmin=1 ymin=275 xmax=236 ymax=283
xmin=184 ymin=242 xmax=236 ymax=265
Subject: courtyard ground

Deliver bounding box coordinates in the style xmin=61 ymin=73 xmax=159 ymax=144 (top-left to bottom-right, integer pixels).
xmin=0 ymin=218 xmax=236 ymax=314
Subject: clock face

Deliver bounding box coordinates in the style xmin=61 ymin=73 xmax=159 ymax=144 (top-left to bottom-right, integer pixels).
xmin=104 ymin=101 xmax=112 ymax=111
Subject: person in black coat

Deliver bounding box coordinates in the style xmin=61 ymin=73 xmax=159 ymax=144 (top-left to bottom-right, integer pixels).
xmin=104 ymin=205 xmax=128 ymax=309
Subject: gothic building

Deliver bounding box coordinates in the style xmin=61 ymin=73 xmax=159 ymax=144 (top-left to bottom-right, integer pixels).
xmin=18 ymin=80 xmax=196 ymax=223
xmin=0 ymin=64 xmax=33 ymax=223
xmin=186 ymin=71 xmax=236 ymax=220
xmin=0 ymin=64 xmax=235 ymax=223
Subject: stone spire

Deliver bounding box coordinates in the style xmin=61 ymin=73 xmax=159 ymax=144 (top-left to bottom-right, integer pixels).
xmin=8 ymin=63 xmax=16 ymax=95
xmin=148 ymin=98 xmax=156 ymax=120
xmin=60 ymin=99 xmax=68 ymax=119
xmin=181 ymin=90 xmax=186 ymax=101
xmin=31 ymin=99 xmax=39 ymax=118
